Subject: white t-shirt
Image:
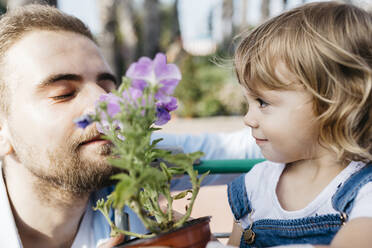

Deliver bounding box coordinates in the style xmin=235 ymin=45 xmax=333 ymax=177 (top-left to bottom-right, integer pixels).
xmin=71 ymin=200 xmax=95 ymax=248
xmin=239 ymin=160 xmax=372 ymax=229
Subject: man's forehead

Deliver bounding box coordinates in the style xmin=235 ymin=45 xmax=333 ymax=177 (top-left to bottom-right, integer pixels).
xmin=5 ymin=30 xmax=101 ymax=65
xmin=2 ymin=30 xmax=109 ymax=87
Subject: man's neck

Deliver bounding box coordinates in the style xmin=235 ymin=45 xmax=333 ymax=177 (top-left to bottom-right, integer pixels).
xmin=2 ymin=159 xmax=90 ymax=248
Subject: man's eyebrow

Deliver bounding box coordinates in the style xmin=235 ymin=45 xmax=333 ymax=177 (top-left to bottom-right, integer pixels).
xmin=37 ymin=74 xmax=82 ymax=89
xmin=97 ymin=72 xmax=117 ymax=85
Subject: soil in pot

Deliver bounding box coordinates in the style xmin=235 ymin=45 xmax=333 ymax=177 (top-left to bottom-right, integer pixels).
xmin=116 ymin=216 xmax=212 ymax=248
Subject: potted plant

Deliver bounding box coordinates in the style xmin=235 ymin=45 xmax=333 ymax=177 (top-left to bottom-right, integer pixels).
xmin=75 ymin=53 xmax=211 ymax=247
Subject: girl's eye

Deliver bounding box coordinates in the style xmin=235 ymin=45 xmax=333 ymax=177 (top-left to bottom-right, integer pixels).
xmin=256 ymin=98 xmax=268 ymax=108
xmin=51 ymin=92 xmax=75 ymax=100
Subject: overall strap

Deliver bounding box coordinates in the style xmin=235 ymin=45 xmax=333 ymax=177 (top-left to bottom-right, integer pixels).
xmin=332 ymin=163 xmax=372 ymax=215
xmin=227 ymin=174 xmax=252 ymax=220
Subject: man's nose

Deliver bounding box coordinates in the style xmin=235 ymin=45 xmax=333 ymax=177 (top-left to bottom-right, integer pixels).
xmin=83 ymin=83 xmax=110 ymax=114
xmin=243 ymin=108 xmax=259 ymax=128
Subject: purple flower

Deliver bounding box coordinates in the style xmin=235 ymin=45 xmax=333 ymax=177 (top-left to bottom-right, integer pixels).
xmin=125 ymin=53 xmax=180 ymax=123
xmin=77 ymin=53 xmax=182 ymax=131
xmin=96 ymin=118 xmax=124 ymax=139
xmin=156 ymin=97 xmax=177 ymax=112
xmin=96 ymin=93 xmax=122 ymax=118
xmin=74 ymin=115 xmax=93 ymax=129
xmin=122 ymin=87 xmax=143 ymax=105
xmin=155 ymin=106 xmax=171 ymax=125
xmin=125 ymin=53 xmax=181 ymax=91
xmin=96 ymin=119 xmax=109 ymax=134
xmin=132 ymin=80 xmax=148 ymax=91
xmin=153 ymin=53 xmax=181 ymax=84
xmin=154 ymin=97 xmax=178 ymax=125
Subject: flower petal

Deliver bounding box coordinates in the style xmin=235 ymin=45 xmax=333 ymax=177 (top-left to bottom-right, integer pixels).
xmin=97 ymin=120 xmax=109 ymax=134
xmin=156 ymin=97 xmax=178 ymax=112
xmin=132 ymin=79 xmax=148 ymax=90
xmin=153 ymin=53 xmax=181 ymax=82
xmin=101 ymin=93 xmax=122 ymax=118
xmin=158 ymin=79 xmax=179 ymax=95
xmin=164 ymin=97 xmax=178 ymax=111
xmin=122 ymin=87 xmax=145 ymax=107
xmin=107 ymin=101 xmax=121 ymax=117
xmin=155 ymin=106 xmax=171 ymax=125
xmin=155 ymin=91 xmax=172 ymax=103
xmin=73 ymin=115 xmax=93 ymax=129
xmin=125 ymin=57 xmax=153 ymax=81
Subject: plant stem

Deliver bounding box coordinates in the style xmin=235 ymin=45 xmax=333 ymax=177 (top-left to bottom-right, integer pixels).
xmin=165 ymin=190 xmax=173 ymax=222
xmin=149 ymin=196 xmax=167 ymax=223
xmin=173 ymin=181 xmax=200 ymax=228
xmin=113 ymin=226 xmax=156 ymax=239
xmin=131 ymin=200 xmax=159 ymax=233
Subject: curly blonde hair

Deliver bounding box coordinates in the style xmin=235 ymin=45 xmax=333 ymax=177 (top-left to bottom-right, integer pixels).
xmin=235 ymin=1 xmax=372 ymax=162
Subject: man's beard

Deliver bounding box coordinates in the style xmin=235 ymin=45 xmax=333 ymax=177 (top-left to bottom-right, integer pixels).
xmin=10 ymin=126 xmax=120 ymax=195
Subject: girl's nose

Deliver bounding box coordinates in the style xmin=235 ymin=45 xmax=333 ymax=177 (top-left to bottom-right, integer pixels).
xmin=243 ymin=109 xmax=259 ymax=128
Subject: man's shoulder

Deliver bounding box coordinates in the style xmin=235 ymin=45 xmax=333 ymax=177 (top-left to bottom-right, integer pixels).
xmin=91 ymin=186 xmax=115 ymax=202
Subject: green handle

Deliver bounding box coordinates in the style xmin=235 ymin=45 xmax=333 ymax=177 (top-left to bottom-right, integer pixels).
xmin=193 ymin=159 xmax=265 ymax=174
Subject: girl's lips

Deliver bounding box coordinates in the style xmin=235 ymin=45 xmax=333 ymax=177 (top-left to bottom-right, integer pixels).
xmin=254 ymin=137 xmax=268 ymax=144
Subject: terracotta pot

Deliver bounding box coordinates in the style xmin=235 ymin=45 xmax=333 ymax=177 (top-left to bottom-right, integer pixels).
xmin=117 ymin=216 xmax=211 ymax=248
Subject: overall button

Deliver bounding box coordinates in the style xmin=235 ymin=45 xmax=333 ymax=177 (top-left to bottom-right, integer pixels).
xmin=243 ymin=229 xmax=256 ymax=244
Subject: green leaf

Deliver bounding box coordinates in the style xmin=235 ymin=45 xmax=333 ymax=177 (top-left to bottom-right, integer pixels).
xmin=160 ymin=162 xmax=172 ymax=182
xmin=167 ymin=167 xmax=186 ymax=175
xmin=111 ymin=177 xmax=137 ymax=209
xmin=198 ymin=171 xmax=210 ymax=185
xmin=110 ymin=173 xmax=131 ymax=181
xmin=173 ymin=190 xmax=193 ymax=200
xmin=149 ymin=127 xmax=162 ymax=132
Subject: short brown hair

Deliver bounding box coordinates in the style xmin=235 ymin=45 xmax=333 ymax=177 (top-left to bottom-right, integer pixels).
xmin=235 ymin=1 xmax=372 ymax=162
xmin=0 ymin=4 xmax=94 ymax=115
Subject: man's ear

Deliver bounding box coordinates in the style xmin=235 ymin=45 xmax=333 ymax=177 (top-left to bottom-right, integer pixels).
xmin=0 ymin=120 xmax=13 ymax=156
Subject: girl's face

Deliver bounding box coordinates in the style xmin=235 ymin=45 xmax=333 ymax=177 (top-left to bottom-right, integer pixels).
xmin=243 ymin=65 xmax=320 ymax=164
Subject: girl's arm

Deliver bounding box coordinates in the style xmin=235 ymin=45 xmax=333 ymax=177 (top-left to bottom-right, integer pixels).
xmin=315 ymin=217 xmax=372 ymax=248
xmin=152 ymin=128 xmax=263 ymax=160
xmin=152 ymin=128 xmax=264 ymax=190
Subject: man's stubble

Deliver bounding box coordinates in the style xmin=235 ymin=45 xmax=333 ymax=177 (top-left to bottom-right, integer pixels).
xmin=8 ymin=125 xmax=119 ymax=203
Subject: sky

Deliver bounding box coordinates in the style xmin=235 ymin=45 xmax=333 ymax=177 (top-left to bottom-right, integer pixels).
xmin=58 ymin=0 xmax=101 ymax=34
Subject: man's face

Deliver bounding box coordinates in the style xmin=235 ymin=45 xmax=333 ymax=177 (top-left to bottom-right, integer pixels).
xmin=3 ymin=30 xmax=118 ymax=193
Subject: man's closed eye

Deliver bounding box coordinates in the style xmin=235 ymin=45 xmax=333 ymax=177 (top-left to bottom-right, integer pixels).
xmin=50 ymin=92 xmax=75 ymax=100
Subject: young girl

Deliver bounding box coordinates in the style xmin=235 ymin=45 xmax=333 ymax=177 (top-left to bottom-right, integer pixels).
xmin=226 ymin=1 xmax=372 ymax=247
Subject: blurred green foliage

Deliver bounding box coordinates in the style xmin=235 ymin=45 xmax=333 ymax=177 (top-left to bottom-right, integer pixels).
xmin=175 ymin=54 xmax=246 ymax=117
xmin=175 ymin=55 xmax=226 ymax=117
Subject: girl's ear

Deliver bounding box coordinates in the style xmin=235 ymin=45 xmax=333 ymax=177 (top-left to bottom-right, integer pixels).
xmin=0 ymin=121 xmax=13 ymax=156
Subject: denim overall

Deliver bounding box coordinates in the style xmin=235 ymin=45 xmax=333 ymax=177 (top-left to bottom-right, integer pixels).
xmin=227 ymin=163 xmax=372 ymax=247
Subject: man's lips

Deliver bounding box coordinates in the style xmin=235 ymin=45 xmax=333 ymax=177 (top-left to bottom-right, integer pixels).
xmin=80 ymin=135 xmax=110 ymax=146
